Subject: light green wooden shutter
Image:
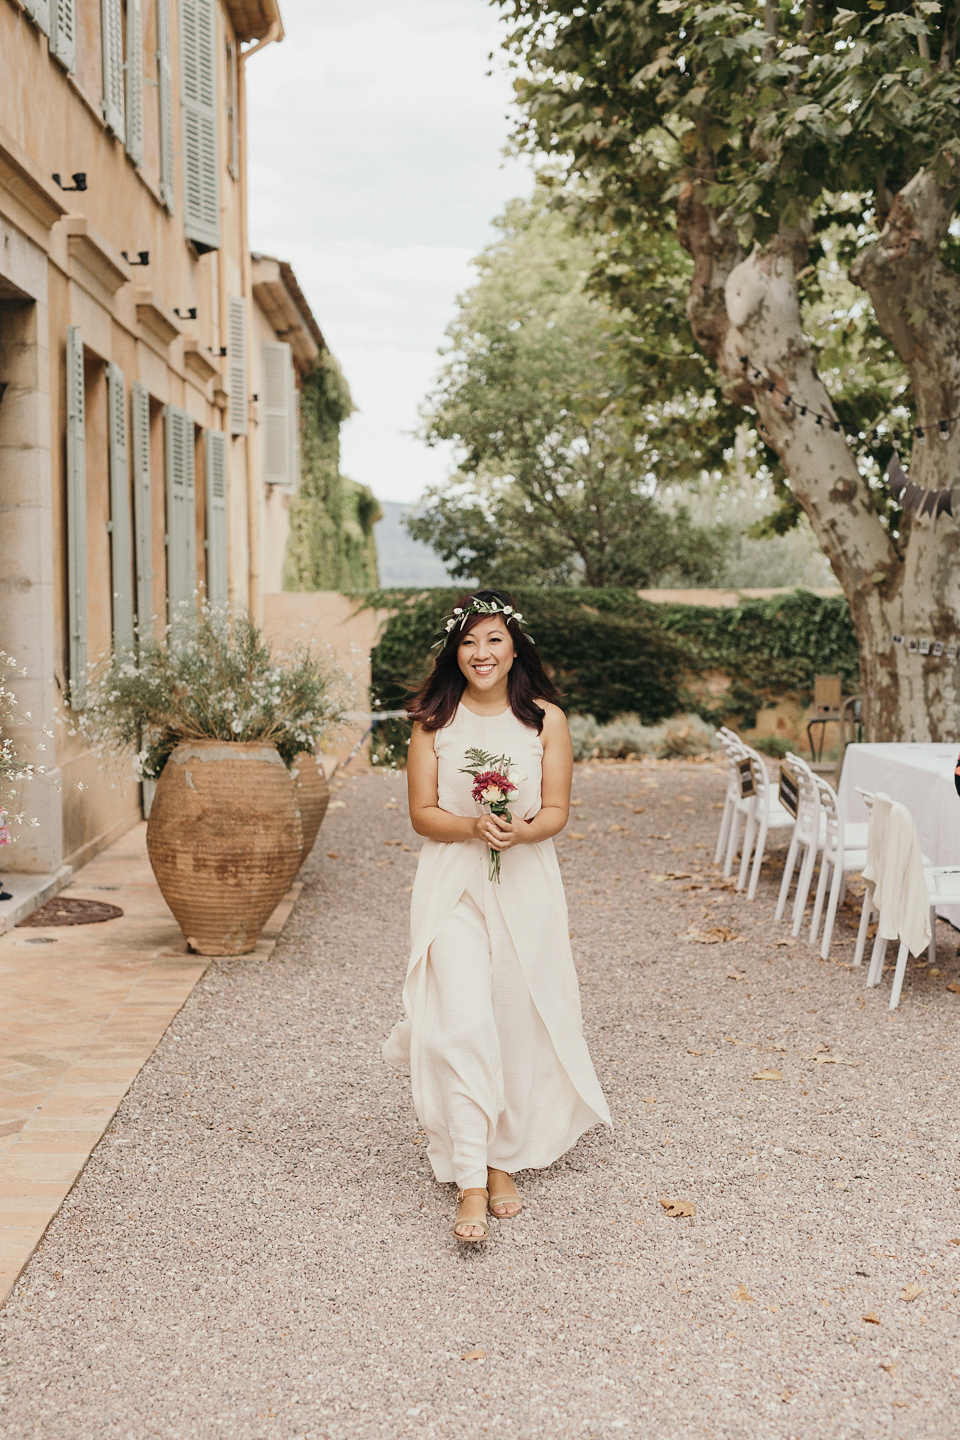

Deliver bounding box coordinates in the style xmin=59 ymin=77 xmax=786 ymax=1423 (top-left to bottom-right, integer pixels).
xmin=262 ymin=341 xmax=292 ymax=487
xmin=226 ymin=40 xmax=239 ymax=180
xmin=125 ymin=0 xmax=144 ymax=166
xmin=227 ymin=295 xmax=247 ymax=436
xmin=100 ymin=0 xmax=125 ymax=138
xmin=23 ymin=0 xmax=50 ymax=35
xmin=66 ymin=326 xmax=87 ymax=704
xmin=50 ymin=0 xmax=76 ymax=70
xmin=131 ymin=381 xmax=153 ymax=632
xmin=164 ymin=406 xmax=196 ymax=623
xmin=106 ymin=363 xmax=134 ymax=651
xmin=180 ymin=0 xmax=220 ymax=251
xmin=204 ymin=429 xmax=228 ymax=603
xmin=157 ymin=0 xmax=175 ymax=211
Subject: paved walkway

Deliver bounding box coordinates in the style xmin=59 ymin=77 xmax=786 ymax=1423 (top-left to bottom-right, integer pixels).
xmin=0 ymin=824 xmax=300 ymax=1304
xmin=1 ymin=762 xmax=959 ymax=1439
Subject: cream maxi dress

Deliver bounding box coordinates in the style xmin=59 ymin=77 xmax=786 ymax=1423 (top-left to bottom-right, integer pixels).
xmin=383 ymin=702 xmax=612 ymax=1190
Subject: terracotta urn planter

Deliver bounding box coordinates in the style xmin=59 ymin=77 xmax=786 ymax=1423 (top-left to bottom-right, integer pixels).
xmin=291 ymin=752 xmax=330 ymax=863
xmin=146 ymin=740 xmax=303 ymax=956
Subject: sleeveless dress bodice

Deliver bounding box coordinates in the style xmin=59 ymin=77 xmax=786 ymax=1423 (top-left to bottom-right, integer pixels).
xmin=435 ymin=702 xmax=543 ymax=823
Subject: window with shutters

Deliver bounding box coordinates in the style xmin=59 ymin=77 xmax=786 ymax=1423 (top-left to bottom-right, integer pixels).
xmin=125 ymin=0 xmax=144 ymax=165
xmin=180 ymin=0 xmax=220 ymax=252
xmin=131 ymin=381 xmax=153 ymax=632
xmin=101 ymin=0 xmax=126 ymax=138
xmin=204 ymin=430 xmax=228 ymax=603
xmin=227 ymin=296 xmax=247 ymax=436
xmin=157 ymin=0 xmax=175 ymax=211
xmin=261 ymin=341 xmax=293 ymax=488
xmin=106 ymin=364 xmax=135 ymax=651
xmin=66 ymin=327 xmax=87 ymax=704
xmin=164 ymin=406 xmax=197 ymax=624
xmin=23 ymin=0 xmax=50 ymax=36
xmin=50 ymin=0 xmax=76 ymax=70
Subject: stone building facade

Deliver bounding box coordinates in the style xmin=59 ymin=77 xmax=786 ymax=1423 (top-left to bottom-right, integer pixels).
xmin=0 ymin=0 xmax=335 ymax=880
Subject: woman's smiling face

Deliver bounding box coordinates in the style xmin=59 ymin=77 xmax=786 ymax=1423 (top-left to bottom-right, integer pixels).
xmin=457 ymin=616 xmax=516 ymax=693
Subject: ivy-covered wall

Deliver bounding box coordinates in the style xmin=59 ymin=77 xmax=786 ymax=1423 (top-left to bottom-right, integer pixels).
xmin=283 ymin=353 xmax=381 ymax=592
xmin=365 ymin=587 xmax=860 ymax=752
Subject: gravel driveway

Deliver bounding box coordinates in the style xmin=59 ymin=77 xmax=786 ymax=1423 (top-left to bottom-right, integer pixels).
xmin=2 ymin=758 xmax=960 ymax=1440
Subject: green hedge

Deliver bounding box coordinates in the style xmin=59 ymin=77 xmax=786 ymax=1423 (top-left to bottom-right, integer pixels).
xmin=364 ymin=587 xmax=859 ymax=756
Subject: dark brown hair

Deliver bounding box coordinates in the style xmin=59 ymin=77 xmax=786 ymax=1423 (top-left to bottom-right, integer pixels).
xmin=407 ymin=590 xmax=559 ymax=734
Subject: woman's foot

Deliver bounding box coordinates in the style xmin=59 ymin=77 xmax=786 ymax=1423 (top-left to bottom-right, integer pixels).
xmin=454 ymin=1188 xmax=489 ymax=1241
xmin=487 ymin=1168 xmax=522 ymax=1218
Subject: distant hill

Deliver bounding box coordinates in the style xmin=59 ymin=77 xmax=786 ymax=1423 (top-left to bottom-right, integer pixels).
xmin=374 ymin=501 xmax=454 ymax=587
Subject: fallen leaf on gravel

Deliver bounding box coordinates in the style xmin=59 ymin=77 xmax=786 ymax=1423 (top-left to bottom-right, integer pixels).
xmin=633 ymin=806 xmax=645 ymax=813
xmin=774 ymin=939 xmax=796 ymax=948
xmin=684 ymin=926 xmax=742 ymax=944
xmin=567 ymin=831 xmax=586 ymax=840
xmin=929 ymin=968 xmax=943 ymax=976
xmin=900 ymin=1283 xmax=924 ymax=1303
xmin=732 ymin=1284 xmax=755 ymax=1304
xmin=947 ymin=983 xmax=960 ymax=995
xmin=686 ymin=1048 xmax=702 ymax=1056
xmin=880 ymin=1362 xmax=896 ymax=1374
xmin=805 ymin=1054 xmax=858 ymax=1066
xmin=643 ymin=1095 xmax=657 ymax=1104
xmin=326 ymin=852 xmax=339 ymax=859
xmin=891 ymin=1400 xmax=910 ymax=1409
xmin=863 ymin=1312 xmax=880 ymax=1324
xmin=949 ymin=1239 xmax=960 ymax=1246
xmin=328 ymin=801 xmax=346 ymax=810
xmin=727 ymin=970 xmax=745 ymax=981
xmin=660 ymin=1197 xmax=695 ymax=1218
xmin=665 ymin=871 xmax=692 ymax=880
xmin=609 ymin=824 xmax=628 ymax=832
xmin=461 ymin=1348 xmax=485 ymax=1361
xmin=752 ymin=1069 xmax=782 ymax=1082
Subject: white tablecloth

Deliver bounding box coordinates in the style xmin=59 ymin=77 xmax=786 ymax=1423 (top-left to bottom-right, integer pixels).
xmin=838 ymin=742 xmax=960 ymax=927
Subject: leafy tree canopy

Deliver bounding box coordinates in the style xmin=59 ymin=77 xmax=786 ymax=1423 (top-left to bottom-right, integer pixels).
xmin=412 ymin=192 xmax=733 ymax=587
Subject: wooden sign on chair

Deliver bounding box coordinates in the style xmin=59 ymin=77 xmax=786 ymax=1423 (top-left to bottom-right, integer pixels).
xmin=738 ymin=757 xmax=756 ymax=799
xmin=779 ymin=761 xmax=800 ymax=819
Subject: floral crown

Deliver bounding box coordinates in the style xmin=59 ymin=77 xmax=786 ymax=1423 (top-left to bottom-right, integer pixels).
xmin=433 ymin=598 xmax=534 ymax=649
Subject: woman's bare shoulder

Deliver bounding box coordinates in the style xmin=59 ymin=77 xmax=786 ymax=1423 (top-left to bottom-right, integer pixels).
xmin=537 ymin=701 xmax=569 ymax=731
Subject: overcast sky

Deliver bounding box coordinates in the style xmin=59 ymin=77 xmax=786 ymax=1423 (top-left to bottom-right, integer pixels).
xmin=245 ymin=0 xmax=534 ymax=506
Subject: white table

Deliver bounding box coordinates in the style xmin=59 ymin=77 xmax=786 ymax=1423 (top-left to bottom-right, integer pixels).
xmin=838 ymin=742 xmax=960 ymax=927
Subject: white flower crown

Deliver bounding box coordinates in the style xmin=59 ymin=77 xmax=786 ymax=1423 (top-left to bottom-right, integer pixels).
xmin=433 ymin=598 xmax=534 ymax=649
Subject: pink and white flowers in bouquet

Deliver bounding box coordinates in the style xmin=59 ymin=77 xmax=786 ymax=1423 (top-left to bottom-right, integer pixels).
xmin=460 ymin=746 xmax=522 ymax=882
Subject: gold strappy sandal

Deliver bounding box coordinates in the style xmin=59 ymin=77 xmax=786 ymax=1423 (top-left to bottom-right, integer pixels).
xmin=453 ymin=1188 xmax=490 ymax=1243
xmin=487 ymin=1172 xmax=523 ymax=1218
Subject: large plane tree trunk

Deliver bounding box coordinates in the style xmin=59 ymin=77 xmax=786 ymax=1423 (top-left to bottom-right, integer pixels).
xmin=677 ymin=167 xmax=960 ymax=741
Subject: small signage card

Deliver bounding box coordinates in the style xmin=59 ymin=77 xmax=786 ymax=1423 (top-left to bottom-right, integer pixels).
xmin=779 ymin=762 xmax=800 ymax=819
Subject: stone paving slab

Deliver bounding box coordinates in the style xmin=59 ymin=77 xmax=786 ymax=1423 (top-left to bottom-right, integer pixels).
xmin=0 ymin=822 xmax=302 ymax=1305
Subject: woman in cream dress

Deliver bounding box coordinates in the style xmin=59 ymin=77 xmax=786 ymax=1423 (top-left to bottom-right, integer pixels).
xmin=383 ymin=590 xmax=611 ymax=1242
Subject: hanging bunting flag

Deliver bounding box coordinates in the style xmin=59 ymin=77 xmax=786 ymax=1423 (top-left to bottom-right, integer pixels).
xmin=884 ymin=453 xmax=954 ymax=520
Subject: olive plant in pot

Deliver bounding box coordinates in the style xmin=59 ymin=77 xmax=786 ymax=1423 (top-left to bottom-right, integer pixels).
xmin=80 ymin=606 xmax=343 ymax=955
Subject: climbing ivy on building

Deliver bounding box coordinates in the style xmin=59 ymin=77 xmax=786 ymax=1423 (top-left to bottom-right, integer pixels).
xmin=283 ymin=352 xmax=381 ymax=592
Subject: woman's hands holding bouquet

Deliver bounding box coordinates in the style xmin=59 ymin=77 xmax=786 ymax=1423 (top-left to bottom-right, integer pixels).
xmin=473 ymin=810 xmax=529 ymax=852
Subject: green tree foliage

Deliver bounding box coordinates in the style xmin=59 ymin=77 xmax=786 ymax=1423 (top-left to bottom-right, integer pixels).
xmin=411 ymin=196 xmax=731 ymax=587
xmin=283 ymin=353 xmax=381 ymax=592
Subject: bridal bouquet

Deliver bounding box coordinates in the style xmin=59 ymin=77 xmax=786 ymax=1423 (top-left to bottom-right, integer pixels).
xmin=461 ymin=746 xmax=521 ymax=882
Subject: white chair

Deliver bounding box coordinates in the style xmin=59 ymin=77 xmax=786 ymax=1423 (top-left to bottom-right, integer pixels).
xmin=776 ymin=753 xmax=870 ymax=937
xmin=720 ymin=734 xmax=754 ymax=878
xmin=775 ymin=753 xmax=822 ymax=933
xmin=735 ymin=746 xmax=795 ymax=900
xmin=808 ymin=775 xmax=868 ymax=959
xmin=713 ymin=728 xmax=745 ymax=866
xmin=854 ymin=788 xmax=932 ymax=968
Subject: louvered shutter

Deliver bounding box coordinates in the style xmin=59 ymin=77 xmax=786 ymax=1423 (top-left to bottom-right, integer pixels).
xmin=66 ymin=327 xmax=87 ymax=704
xmin=180 ymin=0 xmax=220 ymax=251
xmin=204 ymin=429 xmax=228 ymax=603
xmin=23 ymin=0 xmax=50 ymax=35
xmin=262 ymin=342 xmax=292 ymax=487
xmin=157 ymin=0 xmax=175 ymax=211
xmin=227 ymin=296 xmax=247 ymax=436
xmin=50 ymin=0 xmax=75 ymax=70
xmin=125 ymin=0 xmax=144 ymax=165
xmin=106 ymin=363 xmax=135 ymax=651
xmin=290 ymin=386 xmax=301 ymax=495
xmin=100 ymin=0 xmax=125 ymax=138
xmin=131 ymin=381 xmax=153 ymax=633
xmin=226 ymin=40 xmax=239 ymax=180
xmin=164 ymin=406 xmax=197 ymax=623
